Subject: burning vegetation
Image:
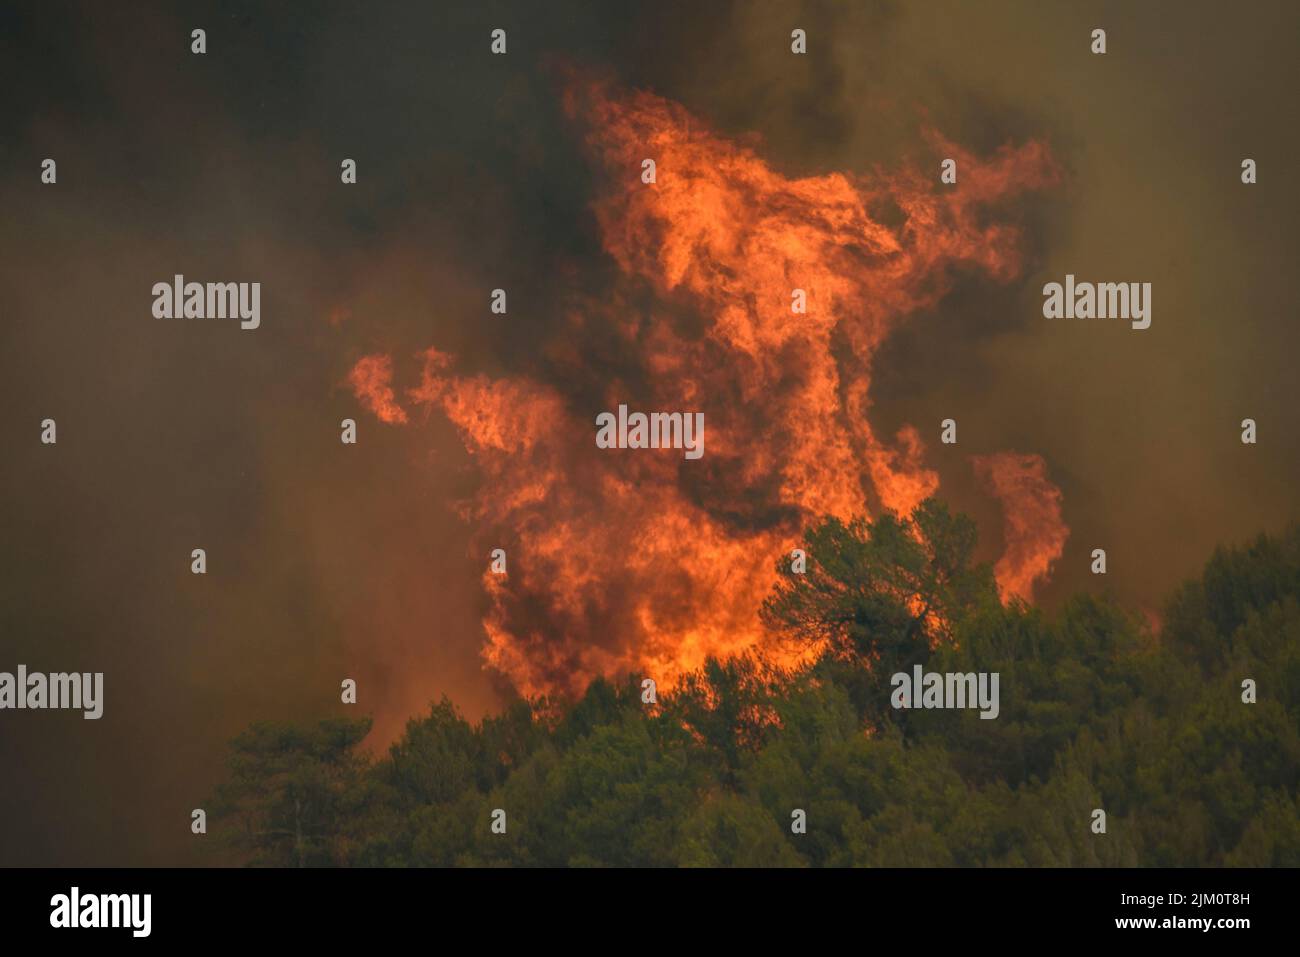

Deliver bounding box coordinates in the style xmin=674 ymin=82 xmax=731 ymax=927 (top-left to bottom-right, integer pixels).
xmin=349 ymin=75 xmax=1067 ymax=699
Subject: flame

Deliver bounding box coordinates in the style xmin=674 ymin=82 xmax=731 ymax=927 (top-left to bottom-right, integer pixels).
xmin=347 ymin=75 xmax=1065 ymax=698
xmin=348 ymin=354 xmax=407 ymax=425
xmin=972 ymin=452 xmax=1069 ymax=602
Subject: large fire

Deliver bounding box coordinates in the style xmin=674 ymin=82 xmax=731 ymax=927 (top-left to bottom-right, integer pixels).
xmin=347 ymin=75 xmax=1068 ymax=698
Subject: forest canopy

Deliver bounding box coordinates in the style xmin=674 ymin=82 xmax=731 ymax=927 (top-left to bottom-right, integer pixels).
xmin=212 ymin=499 xmax=1300 ymax=867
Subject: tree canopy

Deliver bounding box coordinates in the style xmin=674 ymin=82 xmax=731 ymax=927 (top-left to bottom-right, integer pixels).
xmin=212 ymin=499 xmax=1300 ymax=866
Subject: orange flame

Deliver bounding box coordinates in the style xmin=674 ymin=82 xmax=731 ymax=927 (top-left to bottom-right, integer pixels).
xmin=972 ymin=452 xmax=1069 ymax=602
xmin=348 ymin=354 xmax=407 ymax=425
xmin=347 ymin=75 xmax=1065 ymax=698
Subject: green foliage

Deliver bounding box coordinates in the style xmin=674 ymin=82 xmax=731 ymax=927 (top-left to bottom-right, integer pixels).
xmin=761 ymin=499 xmax=998 ymax=730
xmin=213 ymin=716 xmax=373 ymax=867
xmin=210 ymin=507 xmax=1300 ymax=867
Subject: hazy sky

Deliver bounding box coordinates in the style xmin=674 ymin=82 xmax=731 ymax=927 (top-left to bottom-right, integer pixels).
xmin=1 ymin=0 xmax=1295 ymax=865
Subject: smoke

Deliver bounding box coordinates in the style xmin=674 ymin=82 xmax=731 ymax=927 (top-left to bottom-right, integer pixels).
xmin=3 ymin=0 xmax=1295 ymax=867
